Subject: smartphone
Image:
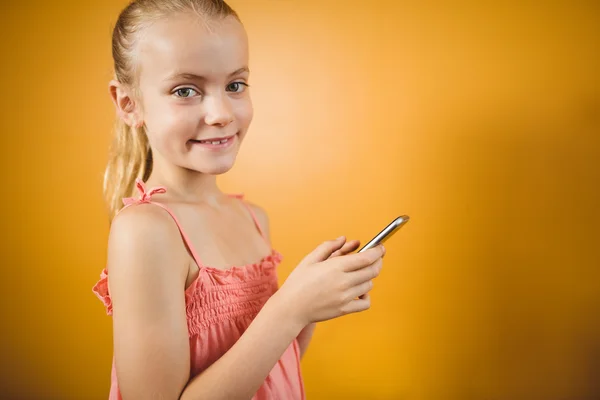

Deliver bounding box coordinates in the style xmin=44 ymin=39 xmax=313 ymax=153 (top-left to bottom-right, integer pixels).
xmin=357 ymin=215 xmax=409 ymax=253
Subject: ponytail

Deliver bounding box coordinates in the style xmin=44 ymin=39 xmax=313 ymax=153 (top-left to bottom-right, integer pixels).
xmin=103 ymin=119 xmax=152 ymax=221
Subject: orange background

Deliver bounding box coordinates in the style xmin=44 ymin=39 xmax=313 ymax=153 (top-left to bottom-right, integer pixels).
xmin=1 ymin=1 xmax=599 ymax=399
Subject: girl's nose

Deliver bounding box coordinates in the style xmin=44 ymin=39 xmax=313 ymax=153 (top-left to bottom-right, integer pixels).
xmin=204 ymin=93 xmax=234 ymax=126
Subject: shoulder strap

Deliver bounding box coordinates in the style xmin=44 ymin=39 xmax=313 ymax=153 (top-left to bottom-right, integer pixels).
xmin=119 ymin=179 xmax=204 ymax=268
xmin=230 ymin=194 xmax=269 ymax=244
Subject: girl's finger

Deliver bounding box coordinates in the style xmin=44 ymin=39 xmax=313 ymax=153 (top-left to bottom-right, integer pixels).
xmin=330 ymin=239 xmax=360 ymax=258
xmin=346 ymin=273 xmax=377 ymax=300
xmin=345 ymin=258 xmax=382 ymax=287
xmin=338 ymin=245 xmax=385 ymax=272
xmin=341 ymin=294 xmax=371 ymax=315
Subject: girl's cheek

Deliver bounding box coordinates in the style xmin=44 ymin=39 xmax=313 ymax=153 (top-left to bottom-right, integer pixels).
xmin=234 ymin=100 xmax=254 ymax=125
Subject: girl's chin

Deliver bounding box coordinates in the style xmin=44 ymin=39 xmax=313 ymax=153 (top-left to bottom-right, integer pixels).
xmin=192 ymin=157 xmax=237 ymax=176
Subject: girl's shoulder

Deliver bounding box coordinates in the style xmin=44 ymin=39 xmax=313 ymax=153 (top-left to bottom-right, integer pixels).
xmin=94 ymin=202 xmax=191 ymax=316
xmin=110 ymin=202 xmax=182 ymax=247
xmin=106 ymin=202 xmax=190 ymax=278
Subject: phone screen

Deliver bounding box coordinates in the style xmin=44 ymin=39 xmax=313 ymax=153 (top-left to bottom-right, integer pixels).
xmin=357 ymin=215 xmax=409 ymax=253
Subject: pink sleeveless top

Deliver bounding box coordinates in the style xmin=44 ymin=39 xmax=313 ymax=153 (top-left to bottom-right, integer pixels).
xmin=92 ymin=179 xmax=305 ymax=399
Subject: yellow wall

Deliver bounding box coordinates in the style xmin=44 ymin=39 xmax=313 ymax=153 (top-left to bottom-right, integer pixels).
xmin=1 ymin=1 xmax=599 ymax=399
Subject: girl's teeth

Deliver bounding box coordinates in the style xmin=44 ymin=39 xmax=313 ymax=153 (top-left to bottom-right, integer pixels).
xmin=197 ymin=137 xmax=230 ymax=144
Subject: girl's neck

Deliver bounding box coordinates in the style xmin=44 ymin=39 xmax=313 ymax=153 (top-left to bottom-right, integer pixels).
xmin=146 ymin=165 xmax=227 ymax=207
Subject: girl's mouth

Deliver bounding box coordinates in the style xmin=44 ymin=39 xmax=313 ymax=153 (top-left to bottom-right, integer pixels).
xmin=189 ymin=133 xmax=237 ymax=149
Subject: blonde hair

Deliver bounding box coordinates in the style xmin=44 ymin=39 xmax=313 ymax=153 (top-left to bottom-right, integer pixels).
xmin=104 ymin=0 xmax=239 ymax=221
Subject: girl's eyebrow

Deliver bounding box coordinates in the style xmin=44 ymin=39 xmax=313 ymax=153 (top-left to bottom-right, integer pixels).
xmin=164 ymin=67 xmax=249 ymax=82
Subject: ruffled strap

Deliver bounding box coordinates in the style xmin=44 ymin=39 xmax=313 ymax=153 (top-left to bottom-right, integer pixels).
xmin=92 ymin=269 xmax=112 ymax=315
xmin=123 ymin=178 xmax=166 ymax=206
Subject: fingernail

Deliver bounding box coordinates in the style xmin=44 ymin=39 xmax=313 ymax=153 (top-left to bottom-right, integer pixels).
xmin=337 ymin=236 xmax=345 ymax=240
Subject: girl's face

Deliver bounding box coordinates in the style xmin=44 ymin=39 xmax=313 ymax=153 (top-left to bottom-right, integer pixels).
xmin=135 ymin=14 xmax=252 ymax=176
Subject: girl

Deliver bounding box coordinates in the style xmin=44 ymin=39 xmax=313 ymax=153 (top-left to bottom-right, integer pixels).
xmin=92 ymin=0 xmax=385 ymax=399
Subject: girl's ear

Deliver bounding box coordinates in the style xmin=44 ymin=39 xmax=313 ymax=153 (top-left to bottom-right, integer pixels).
xmin=109 ymin=80 xmax=144 ymax=128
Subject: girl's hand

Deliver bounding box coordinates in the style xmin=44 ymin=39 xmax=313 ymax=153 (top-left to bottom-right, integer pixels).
xmin=277 ymin=237 xmax=385 ymax=327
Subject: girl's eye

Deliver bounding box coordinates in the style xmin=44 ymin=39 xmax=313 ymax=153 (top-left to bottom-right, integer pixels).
xmin=227 ymin=82 xmax=249 ymax=93
xmin=174 ymin=88 xmax=199 ymax=98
